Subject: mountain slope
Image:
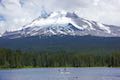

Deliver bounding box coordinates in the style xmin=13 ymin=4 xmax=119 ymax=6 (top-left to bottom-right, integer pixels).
xmin=2 ymin=11 xmax=120 ymax=39
xmin=0 ymin=35 xmax=120 ymax=54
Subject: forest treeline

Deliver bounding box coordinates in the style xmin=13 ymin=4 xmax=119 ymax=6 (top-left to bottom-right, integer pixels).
xmin=0 ymin=48 xmax=120 ymax=68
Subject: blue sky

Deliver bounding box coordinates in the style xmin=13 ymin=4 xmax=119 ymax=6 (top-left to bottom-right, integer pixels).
xmin=0 ymin=16 xmax=5 ymax=21
xmin=0 ymin=0 xmax=120 ymax=34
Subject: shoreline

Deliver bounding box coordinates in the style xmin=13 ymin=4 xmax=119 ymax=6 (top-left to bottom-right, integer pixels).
xmin=0 ymin=66 xmax=119 ymax=70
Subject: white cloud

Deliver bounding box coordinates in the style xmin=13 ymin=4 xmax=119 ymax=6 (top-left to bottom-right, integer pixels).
xmin=0 ymin=0 xmax=120 ymax=34
xmin=0 ymin=21 xmax=6 ymax=35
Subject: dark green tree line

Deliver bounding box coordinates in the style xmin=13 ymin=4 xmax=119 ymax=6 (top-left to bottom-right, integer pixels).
xmin=0 ymin=48 xmax=120 ymax=68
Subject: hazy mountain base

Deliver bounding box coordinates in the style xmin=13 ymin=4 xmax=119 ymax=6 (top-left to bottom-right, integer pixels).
xmin=0 ymin=35 xmax=120 ymax=54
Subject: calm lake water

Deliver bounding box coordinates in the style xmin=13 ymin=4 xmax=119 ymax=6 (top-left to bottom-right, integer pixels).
xmin=0 ymin=68 xmax=120 ymax=80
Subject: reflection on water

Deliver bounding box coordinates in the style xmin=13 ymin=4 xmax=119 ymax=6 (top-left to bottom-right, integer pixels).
xmin=0 ymin=68 xmax=120 ymax=80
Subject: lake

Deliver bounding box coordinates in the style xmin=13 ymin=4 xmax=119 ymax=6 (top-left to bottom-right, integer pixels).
xmin=0 ymin=68 xmax=120 ymax=80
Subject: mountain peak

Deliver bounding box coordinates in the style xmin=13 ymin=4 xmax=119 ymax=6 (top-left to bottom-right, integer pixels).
xmin=2 ymin=10 xmax=120 ymax=38
xmin=66 ymin=12 xmax=79 ymax=18
xmin=39 ymin=7 xmax=50 ymax=18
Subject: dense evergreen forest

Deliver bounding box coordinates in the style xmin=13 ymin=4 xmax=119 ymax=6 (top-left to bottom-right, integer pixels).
xmin=0 ymin=48 xmax=120 ymax=68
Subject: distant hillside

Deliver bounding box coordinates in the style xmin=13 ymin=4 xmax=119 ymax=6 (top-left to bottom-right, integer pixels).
xmin=0 ymin=35 xmax=120 ymax=54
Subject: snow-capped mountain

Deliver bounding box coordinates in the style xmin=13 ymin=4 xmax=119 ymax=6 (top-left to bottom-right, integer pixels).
xmin=2 ymin=10 xmax=120 ymax=39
